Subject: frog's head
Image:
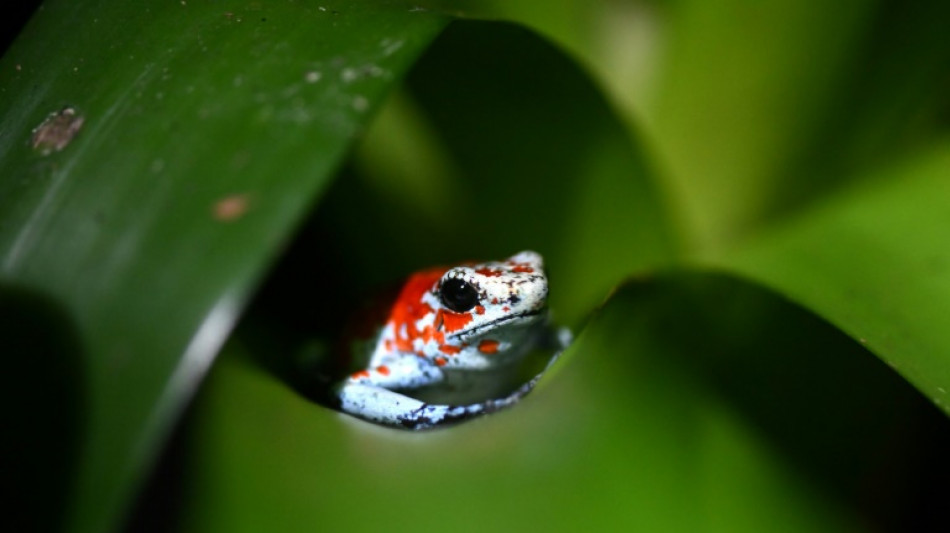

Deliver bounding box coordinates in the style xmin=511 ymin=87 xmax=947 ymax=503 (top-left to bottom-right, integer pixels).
xmin=426 ymin=251 xmax=549 ymax=367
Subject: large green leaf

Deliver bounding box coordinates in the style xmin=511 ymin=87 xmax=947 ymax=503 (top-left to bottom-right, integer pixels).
xmin=646 ymin=0 xmax=879 ymax=250
xmin=181 ymin=268 xmax=950 ymax=531
xmin=486 ymin=0 xmax=950 ymax=417
xmin=720 ymin=142 xmax=950 ymax=415
xmin=0 ymin=2 xmax=446 ymax=531
xmin=180 ymin=279 xmax=875 ymax=532
xmin=476 ymin=1 xmax=950 ymax=255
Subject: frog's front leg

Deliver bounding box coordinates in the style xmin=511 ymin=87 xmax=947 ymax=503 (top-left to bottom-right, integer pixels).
xmin=335 ymin=355 xmax=445 ymax=428
xmin=337 ymin=383 xmax=433 ymax=428
xmin=337 ymin=382 xmax=531 ymax=430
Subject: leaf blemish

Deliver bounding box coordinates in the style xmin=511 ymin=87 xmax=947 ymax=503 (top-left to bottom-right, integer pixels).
xmin=31 ymin=106 xmax=84 ymax=155
xmin=213 ymin=194 xmax=251 ymax=222
xmin=380 ymin=38 xmax=404 ymax=56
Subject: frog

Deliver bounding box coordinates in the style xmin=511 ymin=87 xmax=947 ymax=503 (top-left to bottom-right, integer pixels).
xmin=333 ymin=250 xmax=568 ymax=429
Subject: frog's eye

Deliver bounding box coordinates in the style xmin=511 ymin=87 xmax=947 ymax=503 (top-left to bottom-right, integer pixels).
xmin=440 ymin=278 xmax=479 ymax=313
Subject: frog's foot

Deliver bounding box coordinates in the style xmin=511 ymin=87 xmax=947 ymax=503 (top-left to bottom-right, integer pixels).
xmin=337 ymin=383 xmax=426 ymax=426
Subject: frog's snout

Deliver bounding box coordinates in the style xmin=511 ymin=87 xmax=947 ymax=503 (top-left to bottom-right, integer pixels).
xmin=509 ymin=250 xmax=542 ymax=267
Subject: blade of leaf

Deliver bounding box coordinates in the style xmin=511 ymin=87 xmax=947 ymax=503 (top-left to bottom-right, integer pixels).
xmin=179 ymin=278 xmax=868 ymax=532
xmin=718 ymin=141 xmax=950 ymax=414
xmin=0 ymin=1 xmax=447 ymax=531
xmin=648 ymin=0 xmax=879 ymax=252
xmin=767 ymin=1 xmax=950 ymax=219
xmin=416 ymin=1 xmax=950 ymax=262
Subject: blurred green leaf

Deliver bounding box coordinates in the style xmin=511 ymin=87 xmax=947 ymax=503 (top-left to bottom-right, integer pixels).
xmin=185 ymin=273 xmax=931 ymax=531
xmin=472 ymin=1 xmax=950 ymax=256
xmin=647 ymin=0 xmax=950 ymax=252
xmin=720 ymin=141 xmax=950 ymax=415
xmin=0 ymin=1 xmax=446 ymax=531
xmin=647 ymin=0 xmax=879 ymax=250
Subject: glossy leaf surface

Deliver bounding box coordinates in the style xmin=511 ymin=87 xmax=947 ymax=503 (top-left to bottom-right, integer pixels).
xmin=721 ymin=143 xmax=950 ymax=415
xmin=0 ymin=2 xmax=445 ymax=531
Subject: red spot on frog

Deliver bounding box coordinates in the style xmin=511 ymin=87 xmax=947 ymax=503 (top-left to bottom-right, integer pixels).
xmin=351 ymin=370 xmax=370 ymax=380
xmin=376 ymin=365 xmax=390 ymax=376
xmin=502 ymin=306 xmax=510 ymax=312
xmin=420 ymin=324 xmax=445 ymax=345
xmin=475 ymin=305 xmax=485 ymax=315
xmin=478 ymin=340 xmax=500 ymax=354
xmin=475 ymin=267 xmax=503 ymax=277
xmin=437 ymin=309 xmax=473 ymax=333
xmin=439 ymin=344 xmax=461 ymax=355
xmin=387 ymin=268 xmax=446 ymax=352
xmin=435 ymin=357 xmax=448 ymax=367
xmin=511 ymin=264 xmax=534 ymax=273
xmin=491 ymin=298 xmax=499 ymax=305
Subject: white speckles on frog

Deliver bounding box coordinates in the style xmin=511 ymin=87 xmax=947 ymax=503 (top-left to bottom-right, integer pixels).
xmin=334 ymin=251 xmax=569 ymax=429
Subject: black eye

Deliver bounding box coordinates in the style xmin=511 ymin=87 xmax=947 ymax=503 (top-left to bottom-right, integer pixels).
xmin=440 ymin=278 xmax=479 ymax=313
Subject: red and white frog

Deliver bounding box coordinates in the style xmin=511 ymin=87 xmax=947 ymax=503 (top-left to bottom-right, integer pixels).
xmin=334 ymin=250 xmax=568 ymax=429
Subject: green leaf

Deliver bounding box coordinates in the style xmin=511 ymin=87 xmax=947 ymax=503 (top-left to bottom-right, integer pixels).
xmin=0 ymin=2 xmax=446 ymax=531
xmin=719 ymin=142 xmax=950 ymax=415
xmin=646 ymin=0 xmax=881 ymax=250
xmin=181 ymin=275 xmax=887 ymax=532
xmin=484 ymin=1 xmax=950 ymax=256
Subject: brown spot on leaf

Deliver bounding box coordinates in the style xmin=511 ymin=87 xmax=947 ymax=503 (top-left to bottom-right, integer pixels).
xmin=213 ymin=194 xmax=251 ymax=221
xmin=32 ymin=107 xmax=84 ymax=155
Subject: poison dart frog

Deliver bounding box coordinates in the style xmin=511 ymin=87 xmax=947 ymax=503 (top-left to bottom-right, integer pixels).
xmin=334 ymin=251 xmax=569 ymax=429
